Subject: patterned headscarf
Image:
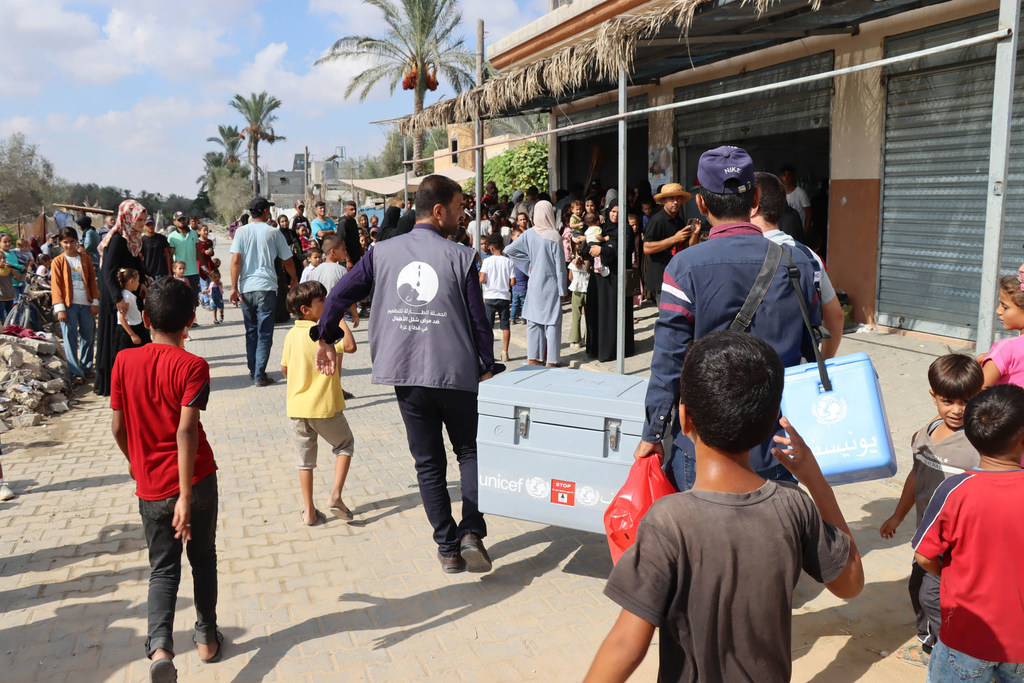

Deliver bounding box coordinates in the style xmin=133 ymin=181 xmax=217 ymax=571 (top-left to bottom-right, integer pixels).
xmin=100 ymin=199 xmax=147 ymax=257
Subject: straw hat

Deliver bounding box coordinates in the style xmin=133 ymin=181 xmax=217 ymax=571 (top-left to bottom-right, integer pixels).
xmin=654 ymin=183 xmax=692 ymax=203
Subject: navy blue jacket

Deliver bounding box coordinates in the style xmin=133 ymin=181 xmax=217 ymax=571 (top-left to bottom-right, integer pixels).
xmin=643 ymin=222 xmax=821 ymax=469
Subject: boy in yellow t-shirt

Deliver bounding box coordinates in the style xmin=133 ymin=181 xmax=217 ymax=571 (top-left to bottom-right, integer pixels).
xmin=281 ymin=281 xmax=357 ymax=526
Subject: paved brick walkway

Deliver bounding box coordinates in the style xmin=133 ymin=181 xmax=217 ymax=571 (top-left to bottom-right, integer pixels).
xmin=0 ymin=299 xmax=962 ymax=681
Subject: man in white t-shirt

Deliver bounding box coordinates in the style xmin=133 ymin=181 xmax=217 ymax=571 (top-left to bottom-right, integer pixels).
xmin=479 ymin=233 xmax=515 ymax=362
xmin=753 ymin=172 xmax=844 ymax=360
xmin=468 ymin=206 xmax=493 ymax=255
xmin=780 ymin=165 xmax=812 ymax=237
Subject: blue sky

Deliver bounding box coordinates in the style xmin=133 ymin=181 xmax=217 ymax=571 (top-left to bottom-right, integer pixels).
xmin=1 ymin=0 xmax=547 ymax=198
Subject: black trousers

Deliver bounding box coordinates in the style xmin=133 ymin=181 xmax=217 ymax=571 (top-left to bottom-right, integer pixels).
xmin=139 ymin=473 xmax=219 ymax=657
xmin=909 ymin=560 xmax=941 ymax=649
xmin=394 ymin=386 xmax=486 ymax=555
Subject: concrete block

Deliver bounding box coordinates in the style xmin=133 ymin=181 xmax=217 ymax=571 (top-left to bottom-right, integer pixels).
xmin=11 ymin=413 xmax=41 ymax=427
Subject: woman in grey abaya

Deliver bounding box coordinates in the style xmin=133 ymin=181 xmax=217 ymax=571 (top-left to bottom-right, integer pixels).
xmin=504 ymin=200 xmax=568 ymax=366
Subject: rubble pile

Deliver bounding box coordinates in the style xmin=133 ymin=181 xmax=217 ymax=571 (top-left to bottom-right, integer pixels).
xmin=0 ymin=335 xmax=71 ymax=428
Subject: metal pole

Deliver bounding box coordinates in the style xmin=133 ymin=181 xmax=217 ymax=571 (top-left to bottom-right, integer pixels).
xmin=475 ymin=19 xmax=485 ymax=254
xmin=976 ymin=1 xmax=1020 ymax=352
xmin=403 ymin=136 xmax=409 ymax=209
xmin=616 ymin=66 xmax=627 ymax=374
xmin=399 ymin=29 xmax=1008 ymax=168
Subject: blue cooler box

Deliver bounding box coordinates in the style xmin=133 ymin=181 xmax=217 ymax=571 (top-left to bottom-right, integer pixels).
xmin=477 ymin=367 xmax=649 ymax=533
xmin=780 ymin=352 xmax=897 ymax=485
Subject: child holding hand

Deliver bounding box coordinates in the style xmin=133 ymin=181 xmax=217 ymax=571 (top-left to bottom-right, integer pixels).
xmin=281 ymin=281 xmax=358 ymax=526
xmin=116 ymin=268 xmax=150 ymax=348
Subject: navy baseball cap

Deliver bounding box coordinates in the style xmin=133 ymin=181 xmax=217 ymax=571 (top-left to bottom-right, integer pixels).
xmin=697 ymin=146 xmax=755 ymax=194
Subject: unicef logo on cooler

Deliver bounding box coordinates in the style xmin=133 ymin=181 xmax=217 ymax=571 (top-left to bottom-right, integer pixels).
xmin=396 ymin=261 xmax=439 ymax=307
xmin=811 ymin=395 xmax=848 ymax=425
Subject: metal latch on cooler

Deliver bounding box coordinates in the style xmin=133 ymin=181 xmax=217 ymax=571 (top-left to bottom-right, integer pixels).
xmin=516 ymin=407 xmax=530 ymax=439
xmin=606 ymin=419 xmax=621 ymax=451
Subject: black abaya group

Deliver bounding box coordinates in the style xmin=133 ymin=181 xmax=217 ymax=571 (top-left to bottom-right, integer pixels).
xmin=585 ymin=198 xmax=636 ymax=362
xmin=94 ymin=200 xmax=151 ymax=397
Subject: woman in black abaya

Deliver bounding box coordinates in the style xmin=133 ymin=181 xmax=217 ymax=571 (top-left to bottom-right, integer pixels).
xmin=585 ymin=202 xmax=635 ymax=362
xmin=94 ymin=199 xmax=148 ymax=397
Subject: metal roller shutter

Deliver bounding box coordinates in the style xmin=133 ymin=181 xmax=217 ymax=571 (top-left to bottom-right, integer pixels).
xmin=878 ymin=12 xmax=1024 ymax=340
xmin=555 ymin=96 xmax=648 ymax=142
xmin=673 ymin=53 xmax=834 ymax=145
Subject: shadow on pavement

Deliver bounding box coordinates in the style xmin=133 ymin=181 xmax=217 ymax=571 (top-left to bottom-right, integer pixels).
xmin=23 ymin=473 xmax=131 ymax=496
xmin=0 ymin=523 xmax=143 ymax=577
xmin=229 ymin=528 xmax=580 ymax=681
xmin=793 ymin=577 xmax=918 ymax=683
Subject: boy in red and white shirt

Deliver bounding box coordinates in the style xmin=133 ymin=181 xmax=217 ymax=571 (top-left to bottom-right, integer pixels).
xmin=912 ymin=384 xmax=1024 ymax=680
xmin=110 ymin=278 xmax=222 ymax=682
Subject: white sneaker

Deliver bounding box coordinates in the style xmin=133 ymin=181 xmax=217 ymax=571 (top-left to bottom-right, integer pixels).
xmin=0 ymin=482 xmax=14 ymax=501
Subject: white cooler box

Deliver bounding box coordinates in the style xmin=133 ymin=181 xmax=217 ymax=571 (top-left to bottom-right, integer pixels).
xmin=477 ymin=367 xmax=648 ymax=533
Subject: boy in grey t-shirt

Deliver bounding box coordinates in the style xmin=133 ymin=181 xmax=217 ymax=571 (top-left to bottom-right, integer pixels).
xmin=586 ymin=331 xmax=862 ymax=683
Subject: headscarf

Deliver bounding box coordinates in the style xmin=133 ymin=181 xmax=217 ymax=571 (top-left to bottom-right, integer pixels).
xmin=532 ymin=200 xmax=561 ymax=243
xmin=100 ymin=199 xmax=147 ymax=256
xmin=380 ymin=206 xmax=401 ymax=230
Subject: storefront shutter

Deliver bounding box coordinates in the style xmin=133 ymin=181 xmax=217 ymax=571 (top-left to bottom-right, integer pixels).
xmin=878 ymin=12 xmax=1024 ymax=339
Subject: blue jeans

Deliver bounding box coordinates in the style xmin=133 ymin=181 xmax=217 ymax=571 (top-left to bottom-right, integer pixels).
xmin=510 ymin=291 xmax=526 ymax=321
xmin=139 ymin=473 xmax=219 ymax=657
xmin=665 ymin=437 xmax=797 ymax=491
xmin=240 ymin=290 xmax=276 ymax=383
xmin=928 ymin=639 xmax=1024 ymax=682
xmin=59 ymin=303 xmax=95 ymax=378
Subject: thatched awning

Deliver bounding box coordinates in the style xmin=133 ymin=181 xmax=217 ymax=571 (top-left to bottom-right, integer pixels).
xmin=398 ymin=0 xmax=943 ymax=134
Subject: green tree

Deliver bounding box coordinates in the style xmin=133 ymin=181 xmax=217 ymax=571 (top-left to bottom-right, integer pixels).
xmin=474 ymin=141 xmax=549 ymax=196
xmin=315 ymin=0 xmax=475 ymax=176
xmin=208 ymin=165 xmax=252 ymax=224
xmin=197 ymin=151 xmax=226 ymax=191
xmin=206 ymin=125 xmax=243 ymax=164
xmin=0 ymin=133 xmax=55 ymax=219
xmin=229 ymin=92 xmax=285 ymax=195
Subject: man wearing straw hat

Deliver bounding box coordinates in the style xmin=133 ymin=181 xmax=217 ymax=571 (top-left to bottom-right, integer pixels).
xmin=643 ymin=183 xmax=695 ymax=305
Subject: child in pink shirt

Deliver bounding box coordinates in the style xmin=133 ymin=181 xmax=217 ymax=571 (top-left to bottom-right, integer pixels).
xmin=981 ymin=273 xmax=1024 ymax=388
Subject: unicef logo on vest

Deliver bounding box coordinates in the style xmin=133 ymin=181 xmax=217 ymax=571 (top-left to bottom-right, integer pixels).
xmin=811 ymin=394 xmax=848 ymax=425
xmin=396 ymin=261 xmax=439 ymax=307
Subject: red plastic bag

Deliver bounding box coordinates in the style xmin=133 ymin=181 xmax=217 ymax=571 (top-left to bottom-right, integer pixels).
xmin=604 ymin=455 xmax=676 ymax=564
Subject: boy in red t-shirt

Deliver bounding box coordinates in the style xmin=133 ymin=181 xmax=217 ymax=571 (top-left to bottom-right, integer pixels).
xmin=913 ymin=384 xmax=1024 ymax=680
xmin=110 ymin=278 xmax=222 ymax=682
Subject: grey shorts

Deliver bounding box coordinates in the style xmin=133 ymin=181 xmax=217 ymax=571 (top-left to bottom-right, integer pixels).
xmin=291 ymin=413 xmax=355 ymax=469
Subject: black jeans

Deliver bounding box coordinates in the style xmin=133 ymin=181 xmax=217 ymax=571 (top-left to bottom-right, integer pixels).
xmin=394 ymin=386 xmax=486 ymax=555
xmin=138 ymin=473 xmax=219 ymax=657
xmin=909 ymin=560 xmax=941 ymax=649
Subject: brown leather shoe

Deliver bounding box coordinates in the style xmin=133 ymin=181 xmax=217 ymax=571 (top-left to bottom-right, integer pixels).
xmin=459 ymin=533 xmax=492 ymax=573
xmin=437 ymin=550 xmax=466 ymax=574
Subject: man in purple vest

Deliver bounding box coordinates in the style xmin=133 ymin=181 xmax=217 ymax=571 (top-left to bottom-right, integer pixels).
xmin=312 ymin=175 xmax=504 ymax=575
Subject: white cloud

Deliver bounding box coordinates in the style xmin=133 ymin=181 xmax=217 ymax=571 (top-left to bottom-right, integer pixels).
xmin=309 ymin=0 xmax=383 ymax=38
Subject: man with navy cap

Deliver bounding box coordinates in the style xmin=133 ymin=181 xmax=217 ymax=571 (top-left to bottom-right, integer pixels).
xmin=634 ymin=145 xmax=823 ymax=490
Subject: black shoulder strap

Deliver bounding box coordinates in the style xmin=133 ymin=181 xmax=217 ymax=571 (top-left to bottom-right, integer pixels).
xmin=730 ymin=241 xmax=783 ymax=332
xmin=782 ymin=249 xmax=832 ymax=391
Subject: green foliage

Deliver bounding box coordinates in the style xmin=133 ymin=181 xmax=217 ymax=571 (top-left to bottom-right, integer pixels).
xmin=473 ymin=141 xmax=549 ymax=196
xmin=230 ymin=92 xmax=285 ymax=194
xmin=0 ymin=225 xmax=17 ymax=241
xmin=208 ymin=165 xmax=253 ymax=224
xmin=0 ymin=133 xmax=55 ymax=220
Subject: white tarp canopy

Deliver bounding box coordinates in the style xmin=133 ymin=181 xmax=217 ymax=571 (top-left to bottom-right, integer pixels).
xmin=344 ymin=165 xmax=475 ymax=195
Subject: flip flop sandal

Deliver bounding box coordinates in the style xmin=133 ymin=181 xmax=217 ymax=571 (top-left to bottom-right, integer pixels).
xmin=303 ymin=510 xmax=327 ymax=526
xmin=899 ymin=644 xmax=930 ymax=668
xmin=149 ymin=658 xmax=177 ymax=682
xmin=329 ymin=504 xmax=354 ymax=521
xmin=194 ymin=630 xmax=224 ymax=664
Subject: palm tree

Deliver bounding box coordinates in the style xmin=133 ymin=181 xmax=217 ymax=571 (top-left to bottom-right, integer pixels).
xmin=196 ymin=151 xmax=226 ymax=191
xmin=315 ymin=0 xmax=476 ymax=175
xmin=229 ymin=92 xmax=285 ymax=195
xmin=206 ymin=125 xmax=243 ymax=164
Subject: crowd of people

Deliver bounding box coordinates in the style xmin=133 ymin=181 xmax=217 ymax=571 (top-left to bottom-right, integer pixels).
xmin=3 ymin=140 xmax=1024 ymax=682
